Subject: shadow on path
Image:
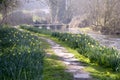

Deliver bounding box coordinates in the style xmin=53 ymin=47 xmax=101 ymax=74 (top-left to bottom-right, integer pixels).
xmin=41 ymin=37 xmax=92 ymax=80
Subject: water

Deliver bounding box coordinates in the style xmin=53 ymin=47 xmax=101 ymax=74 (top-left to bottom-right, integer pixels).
xmin=64 ymin=28 xmax=120 ymax=51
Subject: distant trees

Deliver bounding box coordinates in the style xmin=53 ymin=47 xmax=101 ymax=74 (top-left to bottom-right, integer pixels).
xmin=6 ymin=11 xmax=33 ymax=25
xmin=1 ymin=0 xmax=120 ymax=35
xmin=88 ymin=0 xmax=120 ymax=34
xmin=44 ymin=0 xmax=73 ymax=24
xmin=63 ymin=0 xmax=120 ymax=34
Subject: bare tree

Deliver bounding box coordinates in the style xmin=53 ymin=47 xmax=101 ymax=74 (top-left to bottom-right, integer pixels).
xmin=42 ymin=0 xmax=73 ymax=24
xmin=87 ymin=0 xmax=120 ymax=34
xmin=0 ymin=0 xmax=19 ymax=25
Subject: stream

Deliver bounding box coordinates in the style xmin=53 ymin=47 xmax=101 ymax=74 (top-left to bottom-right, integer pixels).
xmin=88 ymin=33 xmax=120 ymax=51
xmin=67 ymin=28 xmax=120 ymax=51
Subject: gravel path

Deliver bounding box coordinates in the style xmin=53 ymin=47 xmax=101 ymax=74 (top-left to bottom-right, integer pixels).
xmin=41 ymin=37 xmax=92 ymax=80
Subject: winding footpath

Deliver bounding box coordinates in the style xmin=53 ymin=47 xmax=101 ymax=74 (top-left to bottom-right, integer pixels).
xmin=41 ymin=37 xmax=92 ymax=80
xmin=16 ymin=27 xmax=92 ymax=80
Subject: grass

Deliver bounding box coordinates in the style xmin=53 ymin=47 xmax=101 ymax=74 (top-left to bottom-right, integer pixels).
xmin=0 ymin=26 xmax=72 ymax=80
xmin=49 ymin=37 xmax=120 ymax=80
xmin=43 ymin=55 xmax=73 ymax=80
xmin=36 ymin=36 xmax=73 ymax=80
xmin=85 ymin=66 xmax=120 ymax=80
xmin=20 ymin=26 xmax=120 ymax=80
xmin=0 ymin=26 xmax=44 ymax=80
xmin=45 ymin=36 xmax=120 ymax=80
xmin=21 ymin=29 xmax=73 ymax=80
xmin=51 ymin=32 xmax=120 ymax=72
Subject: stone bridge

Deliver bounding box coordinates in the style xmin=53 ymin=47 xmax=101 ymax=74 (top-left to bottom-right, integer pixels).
xmin=33 ymin=24 xmax=69 ymax=31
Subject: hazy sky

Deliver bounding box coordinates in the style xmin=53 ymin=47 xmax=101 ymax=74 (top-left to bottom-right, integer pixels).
xmin=18 ymin=0 xmax=49 ymax=13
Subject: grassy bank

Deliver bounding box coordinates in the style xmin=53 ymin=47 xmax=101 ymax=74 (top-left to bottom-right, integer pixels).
xmin=20 ymin=26 xmax=120 ymax=80
xmin=51 ymin=32 xmax=120 ymax=71
xmin=48 ymin=38 xmax=120 ymax=80
xmin=0 ymin=26 xmax=73 ymax=80
xmin=0 ymin=26 xmax=44 ymax=80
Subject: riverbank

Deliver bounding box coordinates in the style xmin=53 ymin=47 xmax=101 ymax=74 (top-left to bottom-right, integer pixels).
xmin=68 ymin=27 xmax=120 ymax=51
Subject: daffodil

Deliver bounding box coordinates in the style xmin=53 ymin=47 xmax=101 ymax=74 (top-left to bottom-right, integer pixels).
xmin=91 ymin=45 xmax=94 ymax=48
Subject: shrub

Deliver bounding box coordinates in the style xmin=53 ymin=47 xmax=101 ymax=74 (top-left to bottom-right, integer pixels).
xmin=0 ymin=26 xmax=44 ymax=80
